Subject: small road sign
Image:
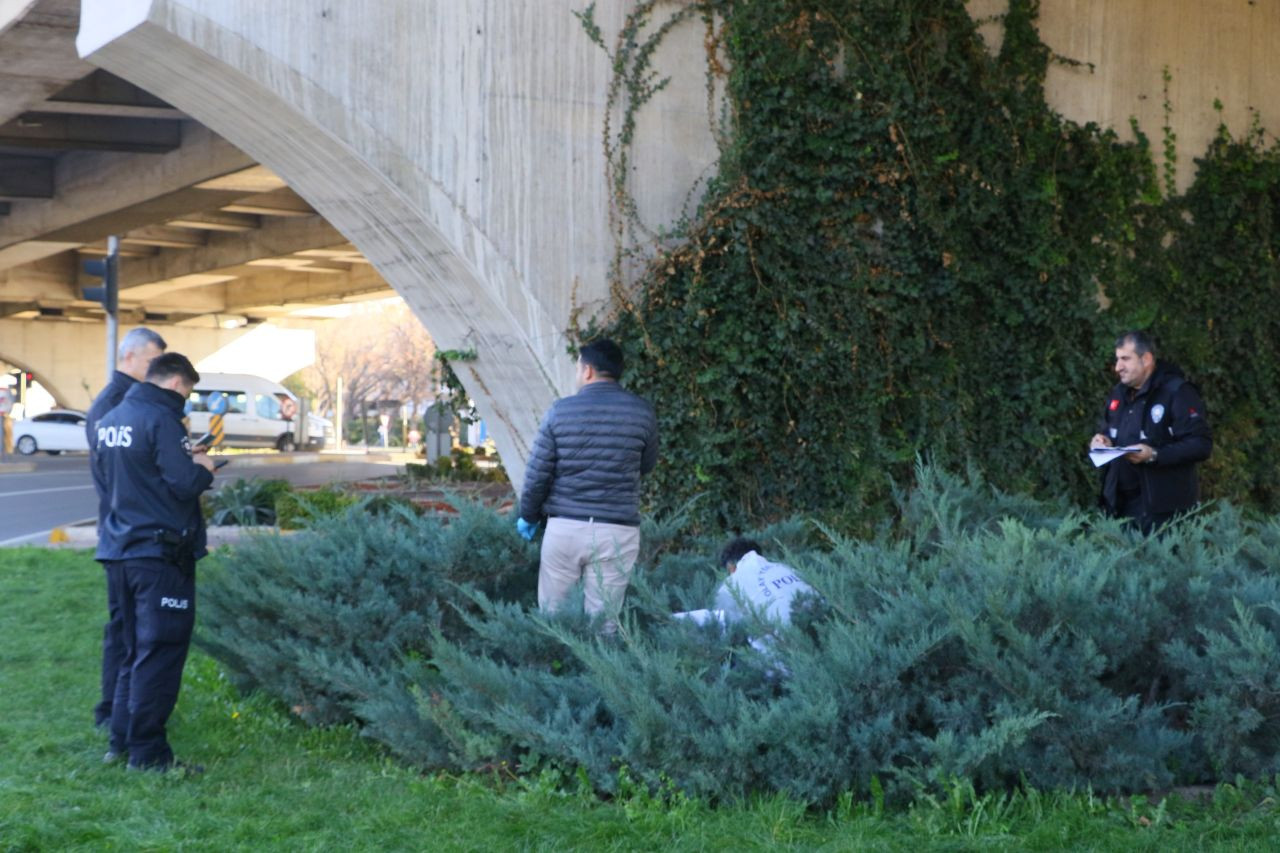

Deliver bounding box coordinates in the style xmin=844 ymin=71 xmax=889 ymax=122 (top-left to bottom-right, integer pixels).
xmin=209 ymin=414 xmax=226 ymax=447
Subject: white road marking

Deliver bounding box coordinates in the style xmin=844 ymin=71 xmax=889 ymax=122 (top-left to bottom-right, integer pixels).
xmin=0 ymin=485 xmax=95 ymax=498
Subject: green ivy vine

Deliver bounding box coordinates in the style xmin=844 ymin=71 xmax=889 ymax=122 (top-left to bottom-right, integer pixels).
xmin=571 ymin=0 xmax=1280 ymax=528
xmin=435 ymin=348 xmax=479 ymax=425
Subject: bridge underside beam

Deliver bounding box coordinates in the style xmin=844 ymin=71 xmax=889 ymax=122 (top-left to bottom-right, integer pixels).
xmin=0 ymin=124 xmax=256 ymax=270
xmin=0 ymin=155 xmax=54 ymax=199
xmin=112 ymin=213 xmax=346 ymax=291
xmin=75 ymin=1 xmax=723 ymax=488
xmin=0 ymin=111 xmax=182 ymax=153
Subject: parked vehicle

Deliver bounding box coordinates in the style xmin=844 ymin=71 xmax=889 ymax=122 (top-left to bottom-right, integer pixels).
xmin=12 ymin=409 xmax=89 ymax=455
xmin=304 ymin=413 xmax=335 ymax=451
xmin=186 ymin=373 xmax=330 ymax=451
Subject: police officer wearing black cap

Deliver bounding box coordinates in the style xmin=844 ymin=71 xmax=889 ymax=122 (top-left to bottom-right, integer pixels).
xmin=1090 ymin=330 xmax=1212 ymax=533
xmin=94 ymin=352 xmax=217 ymax=771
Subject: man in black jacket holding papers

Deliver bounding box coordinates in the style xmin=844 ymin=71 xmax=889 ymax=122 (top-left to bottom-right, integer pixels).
xmin=1089 ymin=330 xmax=1212 ymax=533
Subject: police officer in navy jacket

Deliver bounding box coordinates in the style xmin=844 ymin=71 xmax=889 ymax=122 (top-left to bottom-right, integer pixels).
xmin=94 ymin=352 xmax=216 ymax=771
xmin=85 ymin=328 xmax=166 ymax=732
xmin=1090 ymin=330 xmax=1212 ymax=533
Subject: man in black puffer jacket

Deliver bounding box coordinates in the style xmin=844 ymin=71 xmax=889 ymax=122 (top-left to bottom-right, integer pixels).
xmin=1090 ymin=330 xmax=1212 ymax=533
xmin=518 ymin=339 xmax=658 ymax=632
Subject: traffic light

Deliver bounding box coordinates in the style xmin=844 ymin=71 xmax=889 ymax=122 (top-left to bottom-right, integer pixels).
xmin=82 ymin=239 xmax=119 ymax=314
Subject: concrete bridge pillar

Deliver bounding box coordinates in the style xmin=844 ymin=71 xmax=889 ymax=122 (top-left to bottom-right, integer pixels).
xmin=0 ymin=319 xmax=250 ymax=410
xmin=76 ymin=1 xmax=720 ymax=489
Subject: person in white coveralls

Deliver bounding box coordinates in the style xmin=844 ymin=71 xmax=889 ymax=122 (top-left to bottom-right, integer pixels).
xmin=674 ymin=538 xmax=818 ymax=674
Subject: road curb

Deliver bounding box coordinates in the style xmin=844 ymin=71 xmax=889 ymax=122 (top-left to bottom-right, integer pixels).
xmin=209 ymin=451 xmax=411 ymax=469
xmin=30 ymin=524 xmax=296 ymax=549
xmin=0 ymin=461 xmax=37 ymax=474
xmin=212 ymin=453 xmax=324 ymax=468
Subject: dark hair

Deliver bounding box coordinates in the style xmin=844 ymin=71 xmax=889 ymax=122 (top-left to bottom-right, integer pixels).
xmin=146 ymin=352 xmax=200 ymax=386
xmin=578 ymin=339 xmax=624 ymax=379
xmin=1115 ymin=330 xmax=1157 ymax=359
xmin=719 ymin=537 xmax=764 ymax=568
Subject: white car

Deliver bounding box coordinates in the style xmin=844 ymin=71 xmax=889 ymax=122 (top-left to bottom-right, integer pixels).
xmin=13 ymin=409 xmax=90 ymax=455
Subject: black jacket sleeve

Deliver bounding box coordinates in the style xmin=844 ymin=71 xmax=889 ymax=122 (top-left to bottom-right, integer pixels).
xmin=519 ymin=409 xmax=558 ymax=523
xmin=152 ymin=418 xmax=213 ymax=502
xmin=1154 ymin=383 xmax=1212 ymax=467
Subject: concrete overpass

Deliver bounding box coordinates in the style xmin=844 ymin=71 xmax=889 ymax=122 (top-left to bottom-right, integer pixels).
xmin=0 ymin=1 xmax=397 ymax=410
xmin=5 ymin=0 xmax=1280 ymax=487
xmin=65 ymin=0 xmax=726 ymax=488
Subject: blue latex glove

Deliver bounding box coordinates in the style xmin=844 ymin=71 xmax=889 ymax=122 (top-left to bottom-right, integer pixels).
xmin=516 ymin=518 xmax=539 ymax=541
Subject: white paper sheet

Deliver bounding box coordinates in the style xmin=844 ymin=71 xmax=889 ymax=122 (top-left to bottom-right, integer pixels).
xmin=1088 ymin=446 xmax=1144 ymax=467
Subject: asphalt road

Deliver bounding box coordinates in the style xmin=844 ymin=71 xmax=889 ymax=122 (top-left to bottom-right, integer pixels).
xmin=0 ymin=453 xmax=406 ymax=546
xmin=0 ymin=455 xmax=97 ymax=546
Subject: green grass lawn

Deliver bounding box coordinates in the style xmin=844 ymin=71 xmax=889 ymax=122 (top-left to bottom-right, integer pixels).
xmin=2 ymin=547 xmax=1278 ymax=851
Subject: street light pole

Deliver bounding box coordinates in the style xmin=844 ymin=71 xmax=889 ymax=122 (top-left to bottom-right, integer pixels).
xmin=104 ymin=235 xmax=119 ymax=382
xmin=84 ymin=236 xmax=121 ymax=384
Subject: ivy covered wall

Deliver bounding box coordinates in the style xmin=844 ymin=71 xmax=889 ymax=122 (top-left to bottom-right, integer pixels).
xmin=581 ymin=0 xmax=1280 ymax=526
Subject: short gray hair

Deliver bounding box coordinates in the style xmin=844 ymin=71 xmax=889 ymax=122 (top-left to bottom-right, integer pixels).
xmin=118 ymin=327 xmax=167 ymax=360
xmin=1115 ymin=329 xmax=1156 ymax=359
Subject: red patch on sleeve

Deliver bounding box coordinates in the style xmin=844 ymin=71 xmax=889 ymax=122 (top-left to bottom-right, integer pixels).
xmin=1108 ymin=399 xmax=1120 ymax=411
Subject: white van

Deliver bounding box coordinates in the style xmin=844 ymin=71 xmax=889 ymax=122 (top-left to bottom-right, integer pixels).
xmin=186 ymin=372 xmax=331 ymax=452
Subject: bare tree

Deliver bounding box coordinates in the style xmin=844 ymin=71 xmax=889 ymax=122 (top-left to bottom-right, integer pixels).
xmin=299 ymin=300 xmax=436 ymax=423
xmin=382 ymin=307 xmax=437 ymax=414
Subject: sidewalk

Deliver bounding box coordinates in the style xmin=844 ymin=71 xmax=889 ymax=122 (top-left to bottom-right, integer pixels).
xmin=0 ymin=449 xmax=419 ymax=474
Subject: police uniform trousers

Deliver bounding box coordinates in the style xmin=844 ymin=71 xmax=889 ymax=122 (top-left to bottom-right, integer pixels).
xmin=106 ymin=557 xmax=196 ymax=769
xmin=1115 ymin=488 xmax=1178 ymax=536
xmin=94 ymin=565 xmax=127 ymax=727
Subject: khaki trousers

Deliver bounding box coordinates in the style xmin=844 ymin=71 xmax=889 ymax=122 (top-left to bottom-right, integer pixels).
xmin=538 ymin=517 xmax=642 ymax=632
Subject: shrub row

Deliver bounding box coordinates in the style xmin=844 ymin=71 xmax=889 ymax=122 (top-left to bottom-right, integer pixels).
xmin=198 ymin=466 xmax=1280 ymax=804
